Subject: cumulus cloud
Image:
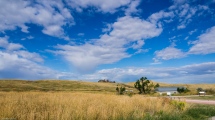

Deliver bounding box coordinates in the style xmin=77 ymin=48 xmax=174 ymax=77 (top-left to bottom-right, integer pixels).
xmin=65 ymin=0 xmax=131 ymax=13
xmin=0 ymin=37 xmax=24 ymax=51
xmin=54 ymin=44 xmax=129 ymax=72
xmin=52 ymin=16 xmax=162 ymax=72
xmin=0 ymin=51 xmax=57 ymax=79
xmin=0 ymin=36 xmax=76 ymax=80
xmin=153 ymin=46 xmax=186 ymax=62
xmin=0 ymin=0 xmax=74 ymax=39
xmin=0 ymin=37 xmax=43 ymax=62
xmin=188 ymin=26 xmax=215 ymax=54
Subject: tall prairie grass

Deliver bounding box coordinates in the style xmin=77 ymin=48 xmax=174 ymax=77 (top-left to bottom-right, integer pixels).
xmin=0 ymin=92 xmax=178 ymax=120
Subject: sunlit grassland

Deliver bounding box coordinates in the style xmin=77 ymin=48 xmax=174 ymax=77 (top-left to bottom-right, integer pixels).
xmin=0 ymin=80 xmax=121 ymax=93
xmin=1 ymin=80 xmax=215 ymax=120
xmin=0 ymin=92 xmax=176 ymax=120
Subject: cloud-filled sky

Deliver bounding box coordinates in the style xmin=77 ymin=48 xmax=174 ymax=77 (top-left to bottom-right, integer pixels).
xmin=0 ymin=0 xmax=215 ymax=83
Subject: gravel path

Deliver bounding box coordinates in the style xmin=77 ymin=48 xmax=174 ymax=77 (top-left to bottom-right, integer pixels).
xmin=209 ymin=116 xmax=215 ymax=120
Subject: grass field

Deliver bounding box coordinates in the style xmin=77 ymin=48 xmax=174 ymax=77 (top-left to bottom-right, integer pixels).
xmin=1 ymin=92 xmax=215 ymax=120
xmin=0 ymin=92 xmax=176 ymax=120
xmin=1 ymin=80 xmax=215 ymax=120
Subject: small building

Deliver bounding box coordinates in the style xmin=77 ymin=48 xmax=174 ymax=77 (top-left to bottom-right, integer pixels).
xmin=156 ymin=87 xmax=179 ymax=96
xmin=199 ymin=91 xmax=206 ymax=96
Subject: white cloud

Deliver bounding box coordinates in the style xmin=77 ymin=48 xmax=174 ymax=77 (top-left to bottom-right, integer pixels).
xmin=125 ymin=0 xmax=141 ymax=15
xmin=154 ymin=46 xmax=186 ymax=61
xmin=54 ymin=44 xmax=129 ymax=72
xmin=0 ymin=0 xmax=74 ymax=39
xmin=66 ymin=0 xmax=131 ymax=13
xmin=188 ymin=26 xmax=215 ymax=54
xmin=174 ymin=3 xmax=209 ymax=29
xmin=189 ymin=29 xmax=197 ymax=35
xmin=149 ymin=1 xmax=210 ymax=30
xmin=13 ymin=50 xmax=44 ymax=63
xmin=177 ymin=24 xmax=186 ymax=29
xmin=53 ymin=16 xmax=162 ymax=72
xmin=0 ymin=51 xmax=58 ymax=79
xmin=0 ymin=36 xmax=74 ymax=80
xmin=0 ymin=37 xmax=24 ymax=51
xmin=153 ymin=26 xmax=215 ymax=62
xmin=81 ymin=62 xmax=215 ymax=83
xmin=148 ymin=10 xmax=174 ymax=24
xmin=0 ymin=37 xmax=44 ymax=63
xmin=109 ymin=16 xmax=162 ymax=41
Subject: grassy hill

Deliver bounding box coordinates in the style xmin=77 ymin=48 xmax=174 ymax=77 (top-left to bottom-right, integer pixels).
xmin=0 ymin=80 xmax=123 ymax=92
xmin=0 ymin=80 xmax=136 ymax=93
xmin=1 ymin=80 xmax=214 ymax=94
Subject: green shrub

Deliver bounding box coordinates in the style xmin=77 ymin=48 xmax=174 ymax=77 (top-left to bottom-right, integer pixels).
xmin=116 ymin=86 xmax=126 ymax=95
xmin=170 ymin=100 xmax=187 ymax=111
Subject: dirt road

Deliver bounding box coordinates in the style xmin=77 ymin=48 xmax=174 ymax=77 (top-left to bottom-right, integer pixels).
xmin=170 ymin=95 xmax=215 ymax=105
xmin=185 ymin=99 xmax=215 ymax=105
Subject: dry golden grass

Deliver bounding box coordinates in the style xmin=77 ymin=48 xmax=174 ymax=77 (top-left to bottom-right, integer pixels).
xmin=0 ymin=80 xmax=119 ymax=93
xmin=0 ymin=92 xmax=177 ymax=120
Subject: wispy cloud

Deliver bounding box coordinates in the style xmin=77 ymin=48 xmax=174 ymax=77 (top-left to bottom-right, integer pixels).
xmin=188 ymin=26 xmax=215 ymax=54
xmin=65 ymin=0 xmax=132 ymax=13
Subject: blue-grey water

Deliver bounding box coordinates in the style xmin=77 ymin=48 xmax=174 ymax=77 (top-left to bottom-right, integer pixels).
xmin=156 ymin=87 xmax=178 ymax=92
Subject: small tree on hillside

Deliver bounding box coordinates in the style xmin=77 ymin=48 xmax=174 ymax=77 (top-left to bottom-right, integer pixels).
xmin=134 ymin=77 xmax=159 ymax=94
xmin=116 ymin=85 xmax=126 ymax=95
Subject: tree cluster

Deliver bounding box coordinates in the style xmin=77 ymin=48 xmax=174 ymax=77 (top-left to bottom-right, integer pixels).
xmin=177 ymin=87 xmax=190 ymax=94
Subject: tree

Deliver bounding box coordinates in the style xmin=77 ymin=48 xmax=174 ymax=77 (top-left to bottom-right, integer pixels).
xmin=197 ymin=88 xmax=203 ymax=92
xmin=177 ymin=87 xmax=190 ymax=94
xmin=134 ymin=77 xmax=159 ymax=94
xmin=155 ymin=83 xmax=160 ymax=88
xmin=116 ymin=85 xmax=126 ymax=95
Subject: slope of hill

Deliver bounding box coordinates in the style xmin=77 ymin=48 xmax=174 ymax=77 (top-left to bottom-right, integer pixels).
xmin=1 ymin=80 xmax=214 ymax=94
xmin=0 ymin=80 xmax=120 ymax=92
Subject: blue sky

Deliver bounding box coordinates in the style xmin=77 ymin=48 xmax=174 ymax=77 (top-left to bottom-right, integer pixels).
xmin=0 ymin=0 xmax=215 ymax=83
